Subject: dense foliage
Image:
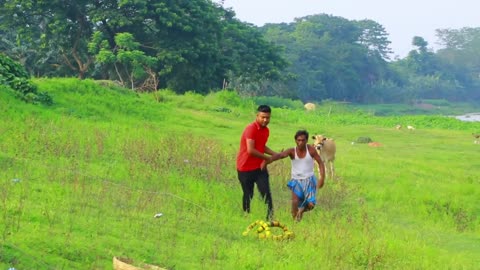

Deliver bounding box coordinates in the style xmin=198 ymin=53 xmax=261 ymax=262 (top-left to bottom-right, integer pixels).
xmin=260 ymin=16 xmax=480 ymax=104
xmin=0 ymin=1 xmax=479 ymax=105
xmin=0 ymin=53 xmax=52 ymax=104
xmin=0 ymin=0 xmax=286 ymax=94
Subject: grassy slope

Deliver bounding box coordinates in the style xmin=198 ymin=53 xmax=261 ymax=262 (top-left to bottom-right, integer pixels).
xmin=0 ymin=78 xmax=479 ymax=269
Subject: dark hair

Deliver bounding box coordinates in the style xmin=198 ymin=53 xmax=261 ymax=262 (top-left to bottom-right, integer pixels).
xmin=257 ymin=105 xmax=271 ymax=113
xmin=294 ymin=130 xmax=309 ymax=140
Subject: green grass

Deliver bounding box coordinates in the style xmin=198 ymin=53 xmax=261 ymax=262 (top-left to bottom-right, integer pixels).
xmin=351 ymin=99 xmax=479 ymax=116
xmin=0 ymin=78 xmax=479 ymax=269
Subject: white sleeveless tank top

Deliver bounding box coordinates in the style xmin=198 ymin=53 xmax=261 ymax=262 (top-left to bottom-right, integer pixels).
xmin=291 ymin=145 xmax=314 ymax=179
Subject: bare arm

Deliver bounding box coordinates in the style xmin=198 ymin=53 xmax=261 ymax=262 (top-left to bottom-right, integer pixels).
xmin=309 ymin=145 xmax=325 ymax=189
xmin=270 ymin=148 xmax=294 ymax=162
xmin=261 ymin=147 xmax=293 ymax=170
xmin=246 ymin=139 xmax=270 ymax=160
xmin=264 ymin=145 xmax=278 ymax=156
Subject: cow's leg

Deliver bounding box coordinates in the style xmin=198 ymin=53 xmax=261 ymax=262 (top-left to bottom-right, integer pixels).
xmin=330 ymin=161 xmax=335 ymax=179
xmin=322 ymin=162 xmax=329 ymax=179
xmin=324 ymin=161 xmax=330 ymax=179
xmin=316 ymin=161 xmax=325 ymax=179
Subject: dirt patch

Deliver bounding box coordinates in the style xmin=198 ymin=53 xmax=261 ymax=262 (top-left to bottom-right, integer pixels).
xmin=368 ymin=142 xmax=383 ymax=147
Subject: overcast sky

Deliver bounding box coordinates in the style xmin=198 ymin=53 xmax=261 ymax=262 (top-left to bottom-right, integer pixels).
xmin=218 ymin=0 xmax=479 ymax=58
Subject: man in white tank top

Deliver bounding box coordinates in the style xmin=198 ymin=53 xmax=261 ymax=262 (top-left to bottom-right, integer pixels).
xmin=270 ymin=130 xmax=325 ymax=221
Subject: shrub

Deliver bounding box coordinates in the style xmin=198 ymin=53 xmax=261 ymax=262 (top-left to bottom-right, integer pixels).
xmin=0 ymin=53 xmax=52 ymax=105
xmin=356 ymin=137 xmax=373 ymax=143
xmin=212 ymin=90 xmax=242 ymax=107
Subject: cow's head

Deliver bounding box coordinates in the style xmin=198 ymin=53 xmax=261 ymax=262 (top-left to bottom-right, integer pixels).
xmin=312 ymin=135 xmax=327 ymax=150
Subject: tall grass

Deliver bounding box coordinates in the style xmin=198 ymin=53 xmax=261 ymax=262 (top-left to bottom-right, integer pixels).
xmin=0 ymin=79 xmax=479 ymax=269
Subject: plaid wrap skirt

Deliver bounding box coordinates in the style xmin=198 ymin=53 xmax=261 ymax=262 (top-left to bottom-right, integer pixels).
xmin=287 ymin=175 xmax=317 ymax=209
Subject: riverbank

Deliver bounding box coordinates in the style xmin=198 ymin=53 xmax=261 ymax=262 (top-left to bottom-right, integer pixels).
xmin=455 ymin=112 xmax=480 ymax=122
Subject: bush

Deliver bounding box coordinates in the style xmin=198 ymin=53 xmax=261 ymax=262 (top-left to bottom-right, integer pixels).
xmin=355 ymin=137 xmax=373 ymax=143
xmin=0 ymin=53 xmax=30 ymax=79
xmin=212 ymin=90 xmax=242 ymax=107
xmin=0 ymin=53 xmax=52 ymax=105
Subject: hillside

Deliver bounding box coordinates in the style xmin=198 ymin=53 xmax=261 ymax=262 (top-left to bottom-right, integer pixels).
xmin=1 ymin=78 xmax=479 ymax=269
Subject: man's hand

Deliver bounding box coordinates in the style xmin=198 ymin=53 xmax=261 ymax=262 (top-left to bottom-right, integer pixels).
xmin=261 ymin=158 xmax=271 ymax=170
xmin=270 ymin=149 xmax=288 ymax=163
xmin=317 ymin=177 xmax=325 ymax=189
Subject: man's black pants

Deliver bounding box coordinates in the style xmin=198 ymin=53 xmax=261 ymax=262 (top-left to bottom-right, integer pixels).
xmin=237 ymin=169 xmax=274 ymax=220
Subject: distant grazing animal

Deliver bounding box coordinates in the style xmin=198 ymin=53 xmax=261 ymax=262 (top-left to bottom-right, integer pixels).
xmin=407 ymin=125 xmax=415 ymax=130
xmin=304 ymin=103 xmax=316 ymax=111
xmin=473 ymin=133 xmax=480 ymax=144
xmin=312 ymin=134 xmax=336 ymax=179
xmin=395 ymin=124 xmax=402 ymax=130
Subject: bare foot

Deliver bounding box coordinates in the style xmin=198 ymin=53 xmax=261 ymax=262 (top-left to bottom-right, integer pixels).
xmin=295 ymin=211 xmax=303 ymax=222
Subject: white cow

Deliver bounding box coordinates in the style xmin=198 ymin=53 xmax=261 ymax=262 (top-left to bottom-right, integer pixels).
xmin=407 ymin=125 xmax=415 ymax=130
xmin=312 ymin=134 xmax=336 ymax=179
xmin=304 ymin=103 xmax=316 ymax=111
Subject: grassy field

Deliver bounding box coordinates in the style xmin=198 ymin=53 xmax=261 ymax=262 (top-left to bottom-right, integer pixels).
xmin=1 ymin=78 xmax=479 ymax=269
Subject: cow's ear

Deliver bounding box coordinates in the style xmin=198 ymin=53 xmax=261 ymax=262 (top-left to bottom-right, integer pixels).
xmin=322 ymin=137 xmax=327 ymax=141
xmin=312 ymin=135 xmax=316 ymax=140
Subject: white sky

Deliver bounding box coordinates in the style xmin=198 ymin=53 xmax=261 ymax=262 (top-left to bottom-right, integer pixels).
xmin=218 ymin=0 xmax=479 ymax=58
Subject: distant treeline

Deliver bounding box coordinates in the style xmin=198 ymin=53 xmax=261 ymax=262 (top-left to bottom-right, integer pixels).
xmin=1 ymin=1 xmax=479 ymax=104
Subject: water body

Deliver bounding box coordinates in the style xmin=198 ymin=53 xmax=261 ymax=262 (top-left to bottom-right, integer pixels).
xmin=455 ymin=112 xmax=480 ymax=122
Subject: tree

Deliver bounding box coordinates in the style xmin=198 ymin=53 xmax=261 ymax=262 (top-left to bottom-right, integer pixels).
xmin=0 ymin=0 xmax=288 ymax=94
xmin=405 ymin=36 xmax=439 ymax=76
xmin=220 ymin=19 xmax=288 ymax=96
xmin=0 ymin=0 xmax=94 ymax=78
xmin=435 ymin=27 xmax=480 ymax=101
xmin=260 ymin=14 xmax=395 ymax=103
xmin=89 ymin=32 xmax=157 ymax=90
xmin=355 ymin=19 xmax=393 ymax=60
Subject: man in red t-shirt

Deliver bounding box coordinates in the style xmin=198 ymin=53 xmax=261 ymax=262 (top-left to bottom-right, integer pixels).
xmin=236 ymin=105 xmax=278 ymax=221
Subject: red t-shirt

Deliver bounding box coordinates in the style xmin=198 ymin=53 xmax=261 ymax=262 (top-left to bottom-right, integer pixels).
xmin=236 ymin=121 xmax=269 ymax=171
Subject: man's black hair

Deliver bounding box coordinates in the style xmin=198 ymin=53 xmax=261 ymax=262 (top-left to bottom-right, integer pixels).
xmin=295 ymin=130 xmax=309 ymax=140
xmin=257 ymin=105 xmax=271 ymax=113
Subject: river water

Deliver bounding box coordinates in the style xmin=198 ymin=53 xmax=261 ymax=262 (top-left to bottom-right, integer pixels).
xmin=454 ymin=112 xmax=480 ymax=122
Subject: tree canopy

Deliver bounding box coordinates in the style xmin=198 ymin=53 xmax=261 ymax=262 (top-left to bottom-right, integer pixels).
xmin=1 ymin=1 xmax=479 ymax=104
xmin=0 ymin=0 xmax=286 ymax=94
